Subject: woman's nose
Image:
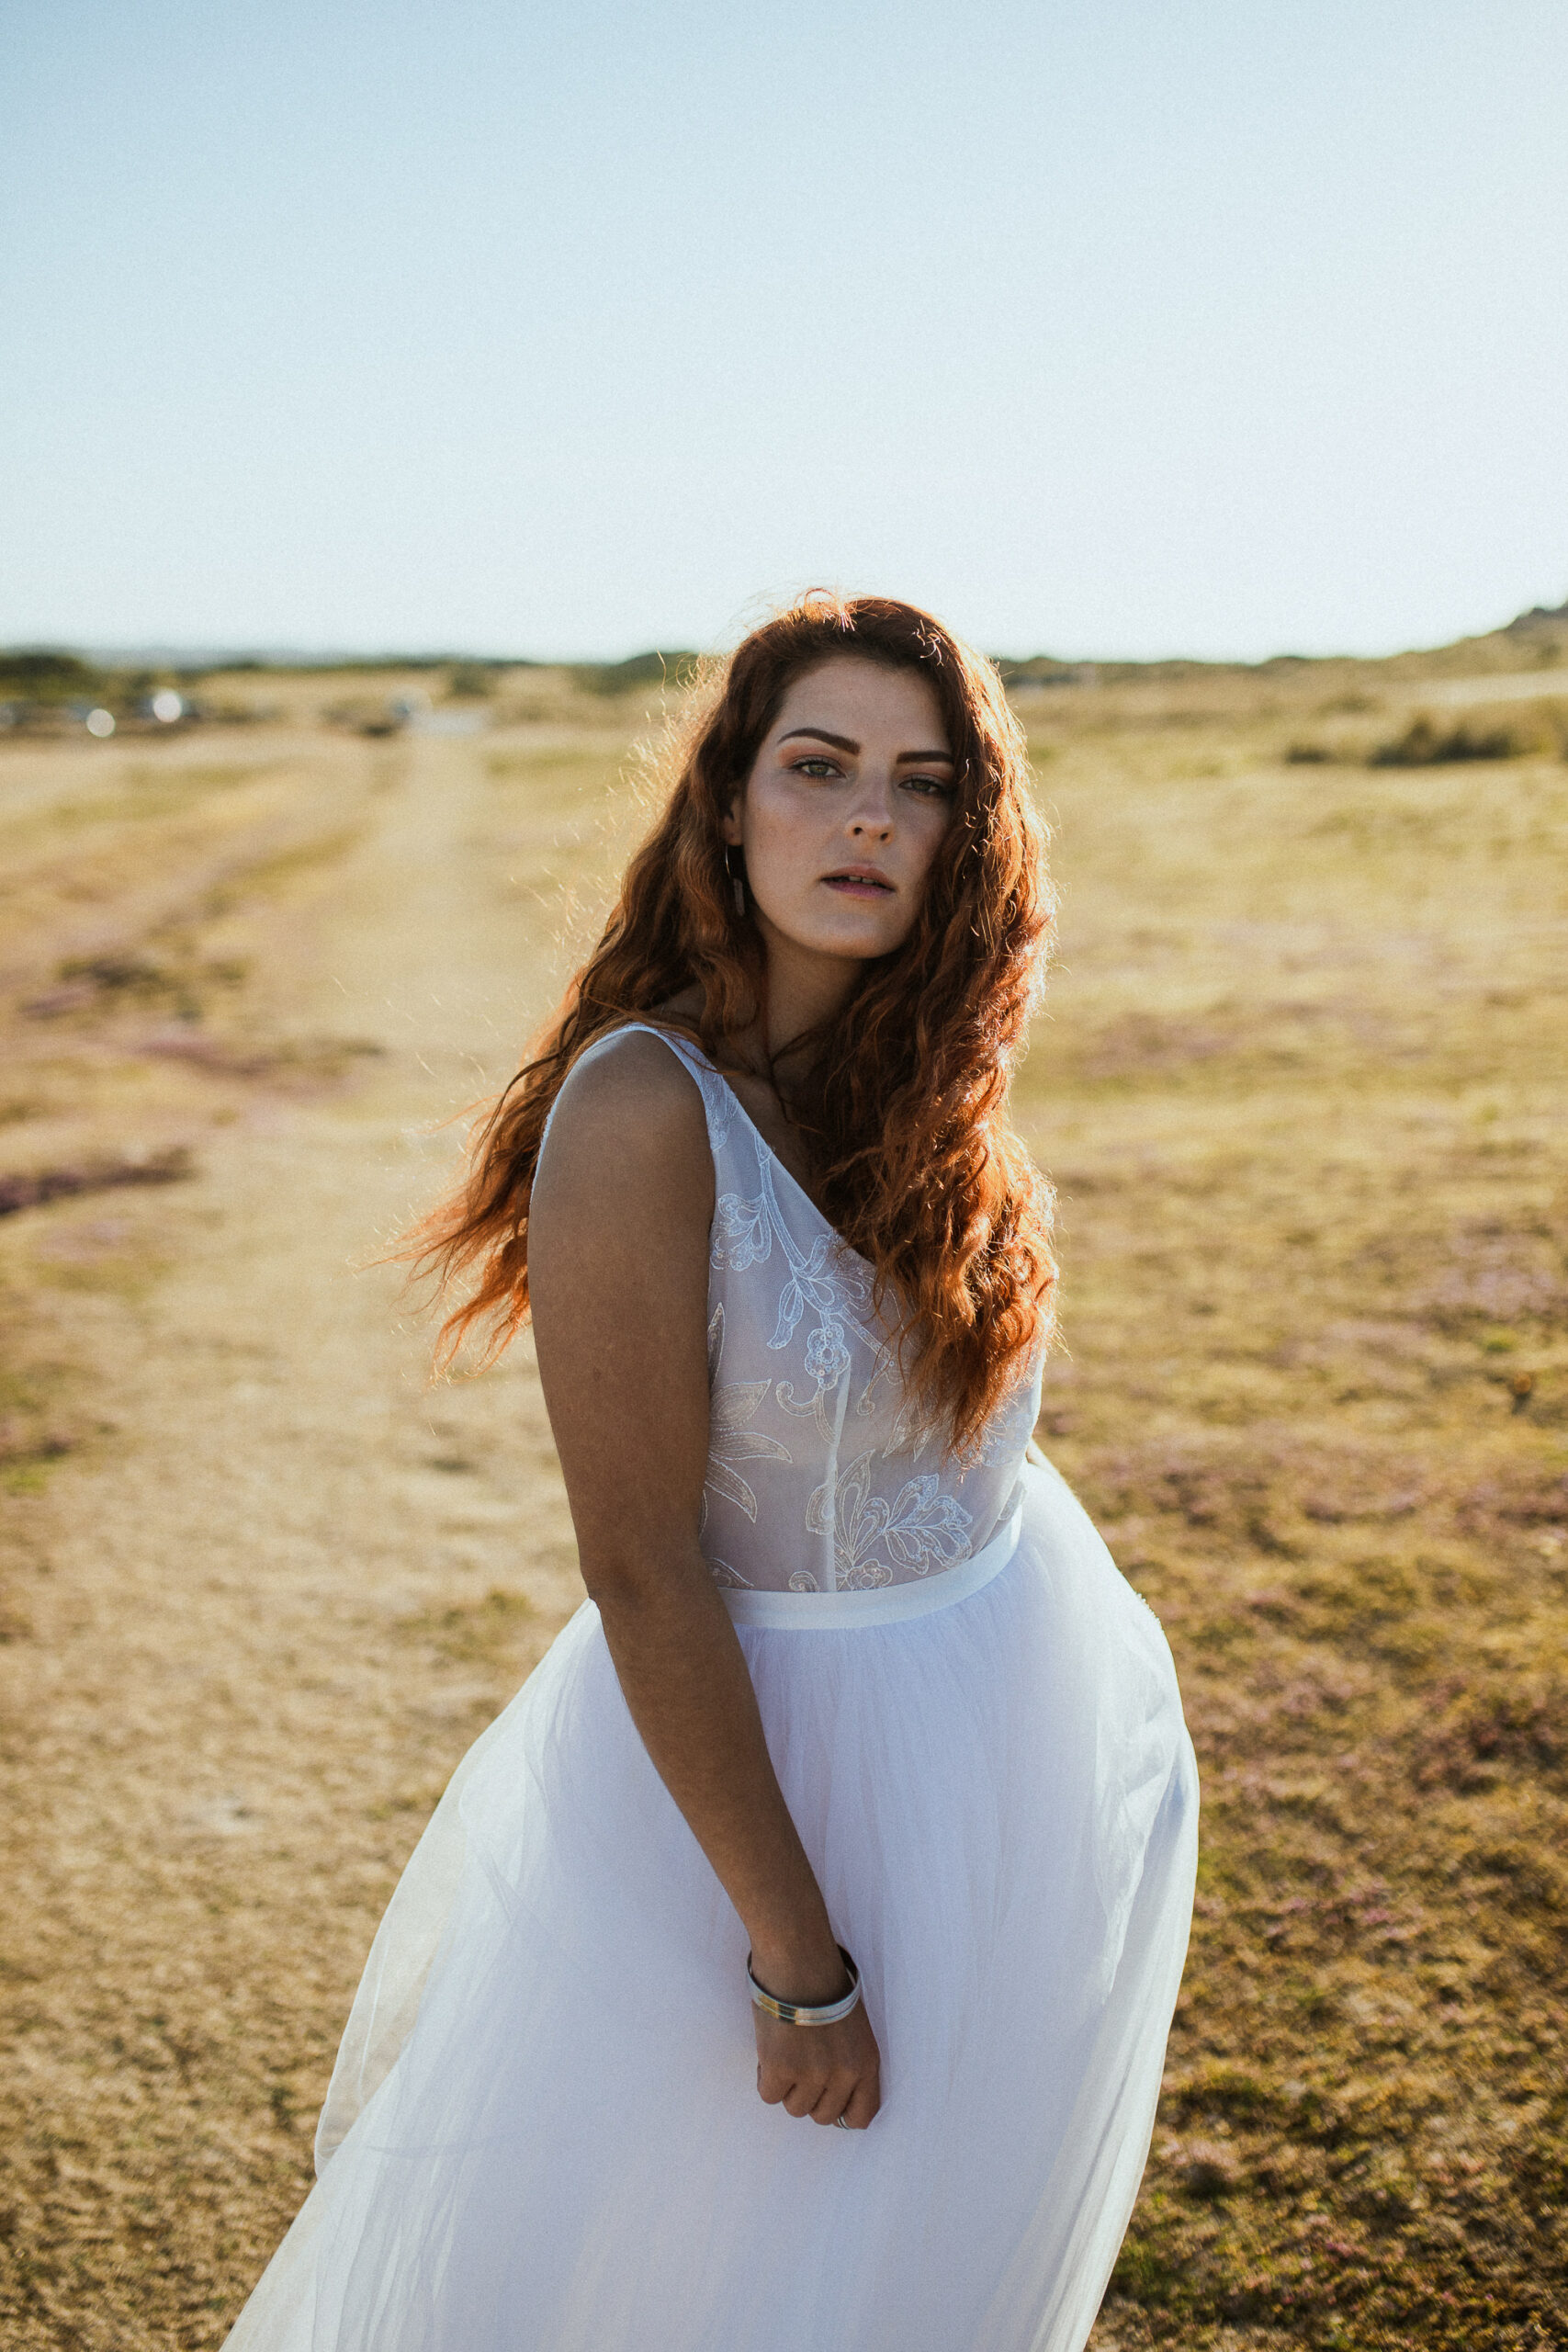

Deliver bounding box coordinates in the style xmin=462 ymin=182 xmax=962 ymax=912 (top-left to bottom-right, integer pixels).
xmin=846 ymin=778 xmax=896 ymax=839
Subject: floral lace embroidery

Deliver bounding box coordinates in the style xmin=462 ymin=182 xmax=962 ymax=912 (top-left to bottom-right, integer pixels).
xmin=703 ymin=1305 xmax=791 ymax=1529
xmin=714 ymin=1149 xmax=882 ymax=1443
xmin=712 ymin=1193 xmax=770 ymax=1272
xmin=807 ymin=1449 xmax=974 ymax=1589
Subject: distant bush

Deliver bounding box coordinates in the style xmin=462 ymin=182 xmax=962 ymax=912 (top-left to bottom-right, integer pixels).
xmin=995 ymin=658 xmax=1088 ymax=690
xmin=0 ymin=650 xmax=105 ymax=704
xmin=1370 ymin=717 xmax=1527 ymax=767
xmin=570 ymin=650 xmax=698 ymax=697
xmin=446 ymin=663 xmax=498 ymax=699
xmin=1285 ymin=743 xmax=1335 ymax=764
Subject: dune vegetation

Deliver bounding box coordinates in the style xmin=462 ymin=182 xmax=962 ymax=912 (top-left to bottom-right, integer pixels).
xmin=1 ymin=619 xmax=1564 ymax=2347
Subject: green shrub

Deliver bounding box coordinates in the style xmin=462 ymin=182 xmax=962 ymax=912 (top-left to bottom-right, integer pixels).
xmin=0 ymin=649 xmax=105 ymax=704
xmin=1371 ymin=717 xmax=1525 ymax=767
xmin=569 ymin=650 xmax=698 ymax=696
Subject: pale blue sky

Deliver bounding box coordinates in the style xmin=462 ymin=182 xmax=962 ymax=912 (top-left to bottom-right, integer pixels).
xmin=3 ymin=0 xmax=1564 ymax=662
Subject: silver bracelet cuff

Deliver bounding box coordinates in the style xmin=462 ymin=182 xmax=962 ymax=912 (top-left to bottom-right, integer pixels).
xmin=747 ymin=1944 xmax=863 ymax=2027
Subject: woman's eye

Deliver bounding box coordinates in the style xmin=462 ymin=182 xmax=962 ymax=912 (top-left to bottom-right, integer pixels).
xmin=792 ymin=757 xmax=840 ymax=779
xmin=903 ymin=773 xmax=954 ymax=799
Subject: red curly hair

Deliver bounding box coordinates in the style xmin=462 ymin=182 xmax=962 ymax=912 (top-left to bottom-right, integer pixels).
xmin=407 ymin=591 xmax=1057 ymax=1454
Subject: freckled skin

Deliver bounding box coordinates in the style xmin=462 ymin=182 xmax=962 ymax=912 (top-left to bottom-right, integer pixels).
xmin=712 ymin=658 xmax=955 ymax=1182
xmin=723 ymin=656 xmax=955 ymax=967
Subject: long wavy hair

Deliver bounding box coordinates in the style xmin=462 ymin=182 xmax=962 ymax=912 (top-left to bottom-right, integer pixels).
xmin=405 ymin=591 xmax=1057 ymax=1454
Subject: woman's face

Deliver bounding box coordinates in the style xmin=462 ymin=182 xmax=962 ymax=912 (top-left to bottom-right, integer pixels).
xmin=724 ymin=658 xmax=955 ymax=967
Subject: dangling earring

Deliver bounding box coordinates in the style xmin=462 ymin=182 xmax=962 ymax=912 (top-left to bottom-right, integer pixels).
xmin=726 ymin=845 xmax=746 ymax=917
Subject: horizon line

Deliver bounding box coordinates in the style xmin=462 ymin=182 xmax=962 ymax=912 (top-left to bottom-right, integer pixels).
xmin=3 ymin=594 xmax=1564 ymax=680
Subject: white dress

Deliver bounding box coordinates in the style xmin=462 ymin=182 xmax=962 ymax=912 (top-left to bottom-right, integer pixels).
xmin=224 ymin=1024 xmax=1199 ymax=2352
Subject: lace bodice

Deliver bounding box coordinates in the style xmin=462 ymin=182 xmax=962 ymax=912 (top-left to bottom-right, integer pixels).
xmin=549 ymin=1024 xmax=1043 ymax=1595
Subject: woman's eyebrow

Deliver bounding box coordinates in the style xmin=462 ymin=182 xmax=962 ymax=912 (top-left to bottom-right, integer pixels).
xmin=778 ymin=727 xmax=859 ymax=752
xmin=777 ymin=727 xmax=953 ymax=763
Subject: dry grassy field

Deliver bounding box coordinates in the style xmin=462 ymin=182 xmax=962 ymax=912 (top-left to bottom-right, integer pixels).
xmin=2 ymin=627 xmax=1565 ymax=2348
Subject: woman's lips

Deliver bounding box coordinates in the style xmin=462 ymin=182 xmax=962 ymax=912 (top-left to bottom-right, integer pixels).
xmin=821 ymin=872 xmax=895 ymax=898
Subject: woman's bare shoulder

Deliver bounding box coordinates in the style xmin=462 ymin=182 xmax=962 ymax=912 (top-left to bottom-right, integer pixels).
xmin=534 ymin=1028 xmax=712 ymax=1219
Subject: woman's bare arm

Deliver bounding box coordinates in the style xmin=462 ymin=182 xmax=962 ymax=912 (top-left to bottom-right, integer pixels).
xmin=527 ymin=1035 xmax=880 ymax=2126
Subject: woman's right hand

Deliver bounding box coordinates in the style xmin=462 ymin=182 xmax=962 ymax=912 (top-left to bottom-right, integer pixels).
xmin=750 ymin=1950 xmax=882 ymax=2128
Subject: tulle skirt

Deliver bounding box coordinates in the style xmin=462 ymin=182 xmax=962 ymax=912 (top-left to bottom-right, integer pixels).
xmin=223 ymin=1460 xmax=1198 ymax=2352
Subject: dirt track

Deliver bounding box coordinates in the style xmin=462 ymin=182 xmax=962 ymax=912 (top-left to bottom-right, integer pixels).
xmin=1 ymin=726 xmax=604 ymax=2343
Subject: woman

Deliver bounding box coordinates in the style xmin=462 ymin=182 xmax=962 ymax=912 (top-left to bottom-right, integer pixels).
xmin=225 ymin=593 xmax=1197 ymax=2352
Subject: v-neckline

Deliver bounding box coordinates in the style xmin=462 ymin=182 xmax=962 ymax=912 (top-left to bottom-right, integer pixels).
xmin=685 ymin=1043 xmax=873 ymax=1273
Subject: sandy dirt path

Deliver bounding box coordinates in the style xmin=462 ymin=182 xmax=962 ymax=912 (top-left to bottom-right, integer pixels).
xmin=2 ymin=733 xmax=593 ymax=2346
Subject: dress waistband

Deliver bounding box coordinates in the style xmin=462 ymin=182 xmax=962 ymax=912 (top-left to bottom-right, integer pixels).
xmin=719 ymin=1503 xmax=1024 ymax=1631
